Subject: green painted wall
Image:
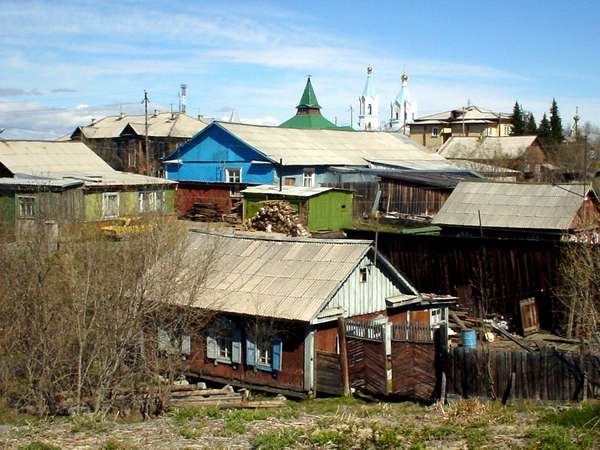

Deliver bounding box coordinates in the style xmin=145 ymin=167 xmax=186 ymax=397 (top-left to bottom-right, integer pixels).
xmin=84 ymin=188 xmax=176 ymax=222
xmin=0 ymin=193 xmax=15 ymax=234
xmin=307 ymin=191 xmax=353 ymax=231
xmin=243 ymin=191 xmax=352 ymax=232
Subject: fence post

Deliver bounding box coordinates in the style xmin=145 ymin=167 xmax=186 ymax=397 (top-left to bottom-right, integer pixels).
xmin=580 ymin=337 xmax=588 ymax=402
xmin=384 ymin=321 xmax=392 ymax=395
xmin=337 ymin=318 xmax=351 ymax=397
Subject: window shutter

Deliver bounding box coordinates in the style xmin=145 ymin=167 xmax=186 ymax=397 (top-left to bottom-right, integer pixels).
xmin=246 ymin=336 xmax=256 ymax=366
xmin=206 ymin=332 xmax=218 ymax=359
xmin=181 ymin=335 xmax=191 ymax=355
xmin=272 ymin=337 xmax=282 ymax=372
xmin=231 ymin=329 xmax=242 ymax=364
xmin=157 ymin=328 xmax=170 ymax=352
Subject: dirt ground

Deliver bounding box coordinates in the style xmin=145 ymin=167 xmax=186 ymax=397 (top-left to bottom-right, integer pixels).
xmin=1 ymin=398 xmax=598 ymax=449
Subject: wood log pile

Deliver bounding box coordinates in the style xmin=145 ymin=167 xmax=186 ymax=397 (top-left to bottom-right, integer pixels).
xmin=168 ymin=384 xmax=287 ymax=409
xmin=247 ymin=200 xmax=310 ymax=237
xmin=184 ymin=201 xmax=221 ymax=222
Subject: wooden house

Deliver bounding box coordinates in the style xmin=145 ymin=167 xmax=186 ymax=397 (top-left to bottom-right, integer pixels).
xmin=242 ymin=184 xmax=353 ymax=232
xmin=176 ymin=230 xmax=450 ymax=398
xmin=432 ymin=181 xmax=600 ymax=241
xmin=163 ymin=121 xmax=452 ymax=216
xmin=71 ymin=112 xmax=209 ymax=176
xmin=0 ymin=140 xmax=176 ymax=238
xmin=438 ymin=136 xmax=545 ymax=180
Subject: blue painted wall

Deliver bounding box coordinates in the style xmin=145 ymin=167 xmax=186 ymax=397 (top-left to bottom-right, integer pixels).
xmin=164 ymin=123 xmax=353 ymax=187
xmin=165 ymin=125 xmax=276 ymax=185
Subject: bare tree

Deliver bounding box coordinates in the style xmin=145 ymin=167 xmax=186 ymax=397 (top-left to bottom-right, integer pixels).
xmin=0 ymin=218 xmax=217 ymax=415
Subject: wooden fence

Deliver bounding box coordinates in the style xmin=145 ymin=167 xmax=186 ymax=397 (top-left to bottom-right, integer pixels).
xmin=316 ymin=351 xmax=344 ymax=396
xmin=445 ymin=347 xmax=600 ymax=401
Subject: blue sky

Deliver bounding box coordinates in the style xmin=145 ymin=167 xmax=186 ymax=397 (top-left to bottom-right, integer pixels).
xmin=0 ymin=0 xmax=598 ymax=139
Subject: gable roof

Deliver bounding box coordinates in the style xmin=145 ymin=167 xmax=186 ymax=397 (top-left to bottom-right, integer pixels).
xmin=432 ymin=181 xmax=592 ymax=231
xmin=188 ymin=122 xmax=451 ymax=167
xmin=297 ymin=77 xmax=321 ymax=109
xmin=438 ymin=136 xmax=539 ymax=160
xmin=0 ymin=140 xmax=174 ymax=187
xmin=242 ymin=184 xmax=346 ymax=198
xmin=415 ymin=105 xmax=511 ymax=124
xmin=185 ymin=230 xmax=417 ymax=322
xmin=74 ymin=112 xmax=209 ymax=139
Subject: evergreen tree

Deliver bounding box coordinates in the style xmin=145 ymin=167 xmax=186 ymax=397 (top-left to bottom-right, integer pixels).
xmin=526 ymin=113 xmax=537 ymax=135
xmin=510 ymin=101 xmax=525 ymax=135
xmin=550 ymin=98 xmax=564 ymax=144
xmin=538 ymin=113 xmax=552 ymax=144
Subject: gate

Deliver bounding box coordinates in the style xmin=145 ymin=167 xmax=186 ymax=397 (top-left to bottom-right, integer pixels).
xmin=391 ymin=324 xmax=438 ymax=401
xmin=344 ymin=319 xmax=444 ymax=400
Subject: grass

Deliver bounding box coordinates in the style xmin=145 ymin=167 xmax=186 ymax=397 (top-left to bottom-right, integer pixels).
xmin=526 ymin=425 xmax=595 ymax=450
xmin=69 ymin=412 xmax=111 ymax=433
xmin=16 ymin=443 xmax=60 ymax=450
xmin=0 ymin=400 xmax=39 ymax=425
xmin=101 ymin=439 xmax=136 ymax=450
xmin=251 ymin=428 xmax=304 ymax=450
xmin=542 ymin=403 xmax=600 ymax=429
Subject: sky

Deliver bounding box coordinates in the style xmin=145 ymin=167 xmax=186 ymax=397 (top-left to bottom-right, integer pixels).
xmin=0 ymin=0 xmax=599 ymax=139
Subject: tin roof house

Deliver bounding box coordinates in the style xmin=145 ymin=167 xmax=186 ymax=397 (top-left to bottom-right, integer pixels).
xmin=176 ymin=230 xmax=450 ymax=398
xmin=0 ymin=140 xmax=175 ymax=238
xmin=432 ymin=181 xmax=600 ymax=241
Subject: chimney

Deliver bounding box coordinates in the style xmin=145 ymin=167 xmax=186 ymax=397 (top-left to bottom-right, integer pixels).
xmin=119 ymin=112 xmax=126 ymax=119
xmin=197 ymin=114 xmax=204 ymax=120
xmin=90 ymin=118 xmax=96 ymax=125
xmin=153 ymin=109 xmax=159 ymax=117
xmin=180 ymin=84 xmax=187 ymax=114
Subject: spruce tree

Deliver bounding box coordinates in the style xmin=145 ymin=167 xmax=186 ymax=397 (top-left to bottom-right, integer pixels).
xmin=550 ymin=98 xmax=564 ymax=144
xmin=526 ymin=113 xmax=537 ymax=135
xmin=510 ymin=101 xmax=525 ymax=136
xmin=538 ymin=113 xmax=552 ymax=144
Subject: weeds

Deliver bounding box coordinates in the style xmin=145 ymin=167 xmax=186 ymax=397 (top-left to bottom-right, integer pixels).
xmin=543 ymin=403 xmax=600 ymax=429
xmin=17 ymin=443 xmax=60 ymax=450
xmin=70 ymin=413 xmax=110 ymax=433
xmin=251 ymin=428 xmax=304 ymax=450
xmin=526 ymin=425 xmax=595 ymax=450
xmin=101 ymin=439 xmax=135 ymax=450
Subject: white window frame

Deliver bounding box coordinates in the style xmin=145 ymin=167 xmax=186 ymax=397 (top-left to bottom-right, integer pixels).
xmin=359 ymin=266 xmax=368 ymax=283
xmin=502 ymin=124 xmax=512 ymax=136
xmin=431 ymin=127 xmax=440 ymax=137
xmin=17 ymin=195 xmax=36 ymax=219
xmin=102 ymin=192 xmax=120 ymax=219
xmin=256 ymin=336 xmax=273 ymax=368
xmin=303 ymin=169 xmax=315 ymax=187
xmin=225 ymin=168 xmax=242 ymax=183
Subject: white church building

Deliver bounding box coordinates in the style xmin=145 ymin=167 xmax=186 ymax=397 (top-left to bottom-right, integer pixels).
xmin=357 ymin=66 xmax=417 ymax=134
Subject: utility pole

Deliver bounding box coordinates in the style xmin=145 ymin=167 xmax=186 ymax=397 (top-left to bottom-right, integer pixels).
xmin=142 ymin=91 xmax=150 ymax=175
xmin=349 ymin=105 xmax=354 ymax=128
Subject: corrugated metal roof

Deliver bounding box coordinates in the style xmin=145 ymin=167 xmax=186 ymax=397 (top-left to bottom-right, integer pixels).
xmin=438 ymin=136 xmax=539 ymax=160
xmin=0 ymin=140 xmax=174 ymax=187
xmin=432 ymin=181 xmax=591 ymax=230
xmin=217 ymin=122 xmax=448 ymax=167
xmin=242 ymin=184 xmax=341 ymax=197
xmin=185 ymin=230 xmax=374 ymax=322
xmin=415 ymin=105 xmax=511 ymax=123
xmin=77 ymin=112 xmax=209 ymax=139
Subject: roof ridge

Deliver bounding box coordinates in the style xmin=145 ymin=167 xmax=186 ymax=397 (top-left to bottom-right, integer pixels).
xmin=189 ymin=228 xmax=373 ymax=245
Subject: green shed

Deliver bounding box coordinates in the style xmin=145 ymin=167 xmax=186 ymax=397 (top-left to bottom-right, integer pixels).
xmin=242 ymin=184 xmax=353 ymax=232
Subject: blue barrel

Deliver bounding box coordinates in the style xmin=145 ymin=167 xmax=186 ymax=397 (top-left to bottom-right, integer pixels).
xmin=461 ymin=330 xmax=477 ymax=349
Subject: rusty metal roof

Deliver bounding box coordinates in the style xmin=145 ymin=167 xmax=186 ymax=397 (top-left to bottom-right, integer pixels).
xmin=186 ymin=230 xmax=374 ymax=322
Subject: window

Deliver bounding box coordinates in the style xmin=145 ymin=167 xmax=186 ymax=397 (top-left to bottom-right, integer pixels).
xmin=303 ymin=169 xmax=315 ymax=187
xmin=102 ymin=192 xmax=119 ymax=218
xmin=284 ymin=177 xmax=296 ymax=186
xmin=246 ymin=328 xmax=282 ymax=372
xmin=206 ymin=319 xmax=242 ymax=365
xmin=158 ymin=328 xmax=191 ymax=357
xmin=128 ymin=143 xmax=136 ymax=167
xmin=431 ymin=127 xmax=440 ymax=137
xmin=17 ymin=196 xmax=36 ymax=219
xmin=359 ymin=267 xmax=368 ymax=283
xmin=502 ymin=125 xmax=512 ymax=136
xmin=430 ymin=308 xmax=442 ymax=326
xmin=368 ymin=104 xmax=372 ymax=115
xmin=225 ymin=168 xmax=241 ymax=183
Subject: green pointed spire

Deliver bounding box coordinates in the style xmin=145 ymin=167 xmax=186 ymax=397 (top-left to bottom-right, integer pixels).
xmin=297 ymin=77 xmax=321 ymax=109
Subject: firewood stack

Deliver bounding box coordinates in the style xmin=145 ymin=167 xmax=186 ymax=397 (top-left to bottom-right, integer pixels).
xmin=248 ymin=200 xmax=310 ymax=237
xmin=184 ymin=201 xmax=221 ymax=222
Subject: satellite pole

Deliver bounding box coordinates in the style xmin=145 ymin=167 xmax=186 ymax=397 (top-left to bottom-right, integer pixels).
xmin=142 ymin=90 xmax=150 ymax=175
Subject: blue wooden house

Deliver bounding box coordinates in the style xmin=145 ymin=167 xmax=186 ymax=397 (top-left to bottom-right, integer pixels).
xmin=163 ymin=122 xmax=458 ymax=218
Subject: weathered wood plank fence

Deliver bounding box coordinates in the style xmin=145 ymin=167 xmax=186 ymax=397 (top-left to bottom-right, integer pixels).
xmin=445 ymin=347 xmax=600 ymax=401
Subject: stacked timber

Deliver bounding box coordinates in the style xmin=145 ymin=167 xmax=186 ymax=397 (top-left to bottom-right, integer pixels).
xmin=248 ymin=201 xmax=310 ymax=237
xmin=168 ymin=385 xmax=287 ymax=409
xmin=223 ymin=199 xmax=242 ymax=224
xmin=184 ymin=202 xmax=221 ymax=222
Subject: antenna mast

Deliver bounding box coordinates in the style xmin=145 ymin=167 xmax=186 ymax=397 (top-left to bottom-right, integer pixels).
xmin=142 ymin=90 xmax=150 ymax=175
